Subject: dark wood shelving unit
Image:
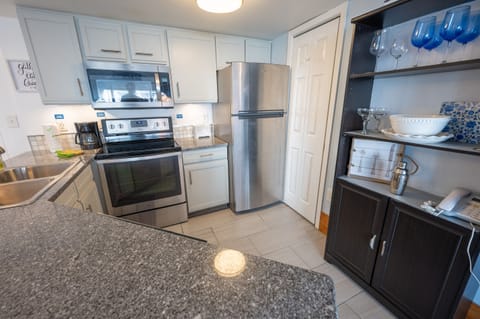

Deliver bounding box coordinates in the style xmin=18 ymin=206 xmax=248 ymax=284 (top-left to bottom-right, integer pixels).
xmin=326 ymin=0 xmax=479 ymax=318
xmin=345 ymin=130 xmax=480 ymax=156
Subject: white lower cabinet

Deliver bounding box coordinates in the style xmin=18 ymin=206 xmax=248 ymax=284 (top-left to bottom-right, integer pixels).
xmin=55 ymin=163 xmax=102 ymax=213
xmin=183 ymin=146 xmax=229 ymax=213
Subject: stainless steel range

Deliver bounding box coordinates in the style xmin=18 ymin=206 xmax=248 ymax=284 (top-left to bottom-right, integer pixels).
xmin=93 ymin=117 xmax=187 ymax=228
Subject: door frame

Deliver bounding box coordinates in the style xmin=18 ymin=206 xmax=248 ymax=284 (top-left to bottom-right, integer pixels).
xmin=285 ymin=2 xmax=347 ymax=229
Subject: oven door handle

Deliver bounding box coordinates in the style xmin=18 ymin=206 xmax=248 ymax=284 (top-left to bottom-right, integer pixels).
xmin=95 ymin=151 xmax=182 ymax=164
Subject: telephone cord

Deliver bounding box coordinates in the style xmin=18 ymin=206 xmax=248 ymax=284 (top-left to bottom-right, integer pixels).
xmin=467 ymin=223 xmax=480 ymax=286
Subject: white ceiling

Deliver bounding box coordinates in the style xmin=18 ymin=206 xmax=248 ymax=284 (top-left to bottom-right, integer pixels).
xmin=0 ymin=0 xmax=345 ymax=39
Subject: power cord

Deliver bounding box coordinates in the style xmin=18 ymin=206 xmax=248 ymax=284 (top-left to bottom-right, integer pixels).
xmin=467 ymin=223 xmax=480 ymax=286
xmin=421 ymin=202 xmax=480 ymax=285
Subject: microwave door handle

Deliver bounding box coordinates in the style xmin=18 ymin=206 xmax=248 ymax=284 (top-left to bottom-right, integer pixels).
xmin=154 ymin=73 xmax=161 ymax=103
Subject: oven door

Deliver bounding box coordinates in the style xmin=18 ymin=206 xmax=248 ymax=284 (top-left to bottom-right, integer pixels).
xmin=95 ymin=151 xmax=185 ymax=216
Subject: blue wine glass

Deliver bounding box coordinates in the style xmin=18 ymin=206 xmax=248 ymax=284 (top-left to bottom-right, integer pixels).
xmin=411 ymin=16 xmax=436 ymax=66
xmin=423 ymin=23 xmax=444 ymax=51
xmin=456 ymin=13 xmax=480 ymax=46
xmin=439 ymin=5 xmax=471 ymax=62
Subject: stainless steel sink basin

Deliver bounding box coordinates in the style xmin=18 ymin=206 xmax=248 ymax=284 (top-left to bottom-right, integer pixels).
xmin=0 ymin=162 xmax=73 ymax=183
xmin=0 ymin=161 xmax=79 ymax=209
xmin=0 ymin=178 xmax=54 ymax=206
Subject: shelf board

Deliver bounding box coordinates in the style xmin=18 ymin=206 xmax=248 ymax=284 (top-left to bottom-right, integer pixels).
xmin=350 ymin=59 xmax=480 ymax=79
xmin=337 ymin=175 xmax=473 ymax=230
xmin=344 ymin=130 xmax=480 ymax=156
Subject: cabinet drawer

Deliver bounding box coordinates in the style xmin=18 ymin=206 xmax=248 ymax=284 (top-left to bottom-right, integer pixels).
xmin=183 ymin=146 xmax=227 ymax=164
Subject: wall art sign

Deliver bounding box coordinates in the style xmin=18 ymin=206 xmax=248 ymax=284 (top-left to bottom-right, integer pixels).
xmin=8 ymin=60 xmax=37 ymax=92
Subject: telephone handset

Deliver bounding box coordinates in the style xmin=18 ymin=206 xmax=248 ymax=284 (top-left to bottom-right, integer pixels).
xmin=437 ymin=188 xmax=480 ymax=225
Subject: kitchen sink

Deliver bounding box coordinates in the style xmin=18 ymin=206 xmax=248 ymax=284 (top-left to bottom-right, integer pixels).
xmin=0 ymin=178 xmax=55 ymax=206
xmin=0 ymin=161 xmax=79 ymax=209
xmin=0 ymin=162 xmax=74 ymax=183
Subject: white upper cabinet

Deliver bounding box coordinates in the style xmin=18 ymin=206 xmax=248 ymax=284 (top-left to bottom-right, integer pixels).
xmin=216 ymin=36 xmax=272 ymax=69
xmin=215 ymin=35 xmax=245 ymax=70
xmin=77 ymin=17 xmax=128 ymax=61
xmin=245 ymin=38 xmax=271 ymax=63
xmin=17 ymin=7 xmax=90 ymax=104
xmin=167 ymin=29 xmax=217 ymax=103
xmin=126 ymin=24 xmax=169 ymax=64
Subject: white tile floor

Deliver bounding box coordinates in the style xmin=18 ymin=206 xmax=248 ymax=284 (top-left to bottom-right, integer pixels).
xmin=164 ymin=203 xmax=397 ymax=318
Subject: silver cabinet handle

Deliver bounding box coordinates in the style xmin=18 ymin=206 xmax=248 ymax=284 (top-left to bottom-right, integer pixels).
xmin=188 ymin=171 xmax=192 ymax=185
xmin=100 ymin=49 xmax=121 ymax=53
xmin=77 ymin=78 xmax=84 ymax=96
xmin=135 ymin=52 xmax=154 ymax=56
xmin=380 ymin=240 xmax=387 ymax=256
xmin=176 ymin=82 xmax=181 ymax=98
xmin=369 ymin=234 xmax=377 ymax=250
xmin=200 ymin=153 xmax=213 ymax=158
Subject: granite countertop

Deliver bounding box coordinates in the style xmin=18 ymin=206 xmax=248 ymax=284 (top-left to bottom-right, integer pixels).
xmin=176 ymin=137 xmax=228 ymax=151
xmin=0 ymin=151 xmax=337 ymax=318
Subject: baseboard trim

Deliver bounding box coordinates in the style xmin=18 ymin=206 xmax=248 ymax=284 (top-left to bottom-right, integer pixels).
xmin=467 ymin=302 xmax=480 ymax=319
xmin=319 ymin=211 xmax=329 ymax=235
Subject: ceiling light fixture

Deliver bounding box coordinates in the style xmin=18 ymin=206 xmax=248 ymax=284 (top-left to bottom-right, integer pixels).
xmin=196 ymin=0 xmax=243 ymax=14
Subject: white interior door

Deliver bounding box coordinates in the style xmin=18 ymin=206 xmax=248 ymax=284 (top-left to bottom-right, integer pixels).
xmin=284 ymin=18 xmax=340 ymax=223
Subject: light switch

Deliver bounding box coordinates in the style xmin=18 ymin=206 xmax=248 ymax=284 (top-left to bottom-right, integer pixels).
xmin=6 ymin=115 xmax=19 ymax=128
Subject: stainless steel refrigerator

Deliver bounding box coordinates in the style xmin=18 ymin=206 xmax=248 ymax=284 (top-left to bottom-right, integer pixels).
xmin=213 ymin=62 xmax=290 ymax=213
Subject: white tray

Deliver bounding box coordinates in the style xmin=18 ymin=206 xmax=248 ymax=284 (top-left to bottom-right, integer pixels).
xmin=381 ymin=128 xmax=453 ymax=144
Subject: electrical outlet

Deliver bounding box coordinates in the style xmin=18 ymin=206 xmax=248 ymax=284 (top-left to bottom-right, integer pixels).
xmin=6 ymin=115 xmax=19 ymax=128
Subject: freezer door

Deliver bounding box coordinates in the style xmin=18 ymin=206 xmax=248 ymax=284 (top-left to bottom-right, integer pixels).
xmin=229 ymin=114 xmax=287 ymax=212
xmin=231 ymin=62 xmax=290 ymax=114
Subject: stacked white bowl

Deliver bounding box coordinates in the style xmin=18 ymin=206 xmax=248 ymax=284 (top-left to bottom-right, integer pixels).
xmin=389 ymin=114 xmax=451 ymax=136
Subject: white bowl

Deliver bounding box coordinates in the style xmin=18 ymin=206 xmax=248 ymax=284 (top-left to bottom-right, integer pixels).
xmin=389 ymin=114 xmax=451 ymax=136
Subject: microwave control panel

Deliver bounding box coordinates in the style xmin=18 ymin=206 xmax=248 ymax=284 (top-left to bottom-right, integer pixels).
xmin=102 ymin=117 xmax=171 ymax=135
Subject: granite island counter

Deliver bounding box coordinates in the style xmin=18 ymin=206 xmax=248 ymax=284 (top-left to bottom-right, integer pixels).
xmin=0 ymin=153 xmax=337 ymax=318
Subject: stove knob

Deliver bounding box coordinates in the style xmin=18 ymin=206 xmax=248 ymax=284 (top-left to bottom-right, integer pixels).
xmin=154 ymin=122 xmax=160 ymax=127
xmin=118 ymin=123 xmax=124 ymax=129
xmin=109 ymin=124 xmax=115 ymax=130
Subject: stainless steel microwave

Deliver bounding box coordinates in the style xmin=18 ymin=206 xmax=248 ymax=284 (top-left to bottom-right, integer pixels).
xmin=85 ymin=61 xmax=174 ymax=109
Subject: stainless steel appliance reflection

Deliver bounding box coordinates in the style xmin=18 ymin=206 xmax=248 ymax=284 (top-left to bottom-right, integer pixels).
xmin=214 ymin=62 xmax=290 ymax=213
xmin=93 ymin=117 xmax=187 ymax=228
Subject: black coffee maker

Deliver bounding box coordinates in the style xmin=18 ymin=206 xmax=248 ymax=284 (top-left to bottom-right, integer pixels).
xmin=74 ymin=122 xmax=102 ymax=150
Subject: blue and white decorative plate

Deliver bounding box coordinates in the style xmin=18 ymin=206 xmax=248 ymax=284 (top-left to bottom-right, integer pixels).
xmin=440 ymin=101 xmax=480 ymax=144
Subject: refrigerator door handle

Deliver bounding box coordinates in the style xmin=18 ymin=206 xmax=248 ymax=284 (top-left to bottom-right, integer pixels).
xmin=235 ymin=111 xmax=285 ymax=119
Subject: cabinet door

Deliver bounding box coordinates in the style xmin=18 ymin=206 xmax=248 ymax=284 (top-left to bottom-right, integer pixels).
xmin=127 ymin=24 xmax=169 ymax=64
xmin=326 ymin=179 xmax=388 ymax=283
xmin=75 ymin=164 xmax=103 ymax=213
xmin=184 ymin=159 xmax=229 ymax=213
xmin=167 ymin=29 xmax=218 ymax=103
xmin=215 ymin=35 xmax=245 ymax=70
xmin=54 ymin=181 xmax=79 ymax=207
xmin=245 ymin=38 xmax=271 ymax=63
xmin=77 ymin=17 xmax=127 ymax=61
xmin=372 ymin=201 xmax=474 ymax=319
xmin=17 ymin=8 xmax=90 ymax=104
